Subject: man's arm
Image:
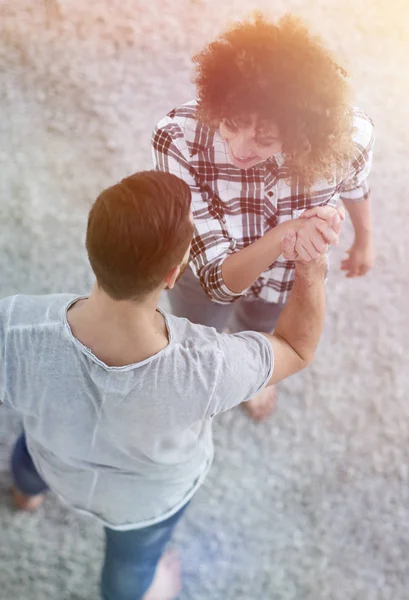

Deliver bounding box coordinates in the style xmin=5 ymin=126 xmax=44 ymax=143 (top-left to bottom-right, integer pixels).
xmin=261 ymin=229 xmax=329 ymax=385
xmin=205 ymin=229 xmax=331 ymax=417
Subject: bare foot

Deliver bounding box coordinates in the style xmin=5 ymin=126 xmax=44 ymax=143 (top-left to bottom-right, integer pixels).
xmin=242 ymin=385 xmax=277 ymax=422
xmin=143 ymin=551 xmax=181 ymax=600
xmin=12 ymin=487 xmax=46 ymax=511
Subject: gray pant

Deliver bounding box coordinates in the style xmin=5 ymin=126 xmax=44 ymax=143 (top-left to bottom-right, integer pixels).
xmin=161 ymin=267 xmax=285 ymax=334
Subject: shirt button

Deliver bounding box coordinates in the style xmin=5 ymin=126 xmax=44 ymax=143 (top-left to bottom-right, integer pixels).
xmin=268 ymin=191 xmax=274 ymax=197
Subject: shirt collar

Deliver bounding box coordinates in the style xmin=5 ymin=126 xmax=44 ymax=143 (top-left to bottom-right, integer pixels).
xmin=265 ymin=153 xmax=285 ymax=169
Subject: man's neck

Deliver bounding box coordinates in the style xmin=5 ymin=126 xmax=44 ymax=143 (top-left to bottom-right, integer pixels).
xmin=67 ymin=285 xmax=169 ymax=367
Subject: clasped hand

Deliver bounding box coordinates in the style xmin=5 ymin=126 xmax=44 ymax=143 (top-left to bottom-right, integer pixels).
xmin=281 ymin=206 xmax=345 ymax=262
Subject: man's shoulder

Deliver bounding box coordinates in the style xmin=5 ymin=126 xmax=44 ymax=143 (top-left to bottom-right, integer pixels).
xmin=165 ymin=311 xmax=271 ymax=364
xmin=0 ymin=293 xmax=79 ymax=332
xmin=164 ymin=312 xmax=273 ymax=414
xmin=165 ymin=311 xmax=224 ymax=351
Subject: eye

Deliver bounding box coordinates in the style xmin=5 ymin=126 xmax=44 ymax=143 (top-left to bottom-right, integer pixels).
xmin=223 ymin=119 xmax=239 ymax=132
xmin=257 ymin=140 xmax=276 ymax=148
xmin=256 ymin=138 xmax=277 ymax=148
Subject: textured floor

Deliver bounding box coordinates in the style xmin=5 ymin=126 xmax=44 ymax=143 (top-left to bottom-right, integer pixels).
xmin=1 ymin=1 xmax=409 ymax=598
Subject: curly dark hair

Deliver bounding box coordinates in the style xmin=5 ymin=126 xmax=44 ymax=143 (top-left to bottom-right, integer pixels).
xmin=193 ymin=13 xmax=355 ymax=187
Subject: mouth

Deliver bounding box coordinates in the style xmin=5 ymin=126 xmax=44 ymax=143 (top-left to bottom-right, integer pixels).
xmin=230 ymin=149 xmax=259 ymax=168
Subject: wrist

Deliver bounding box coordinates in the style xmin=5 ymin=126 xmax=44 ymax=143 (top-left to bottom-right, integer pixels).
xmin=270 ymin=217 xmax=305 ymax=235
xmin=354 ymin=228 xmax=373 ymax=245
xmin=295 ymin=255 xmax=327 ymax=278
xmin=272 ymin=219 xmax=303 ymax=238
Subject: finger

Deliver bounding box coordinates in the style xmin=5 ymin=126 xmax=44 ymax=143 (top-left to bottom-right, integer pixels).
xmin=300 ymin=206 xmax=345 ymax=225
xmin=314 ymin=220 xmax=340 ymax=245
xmin=292 ymin=237 xmax=313 ymax=261
xmin=300 ymin=227 xmax=330 ymax=254
xmin=358 ymin=265 xmax=370 ymax=276
xmin=295 ymin=246 xmax=313 ymax=261
xmin=299 ymin=208 xmax=317 ymax=219
xmin=337 ymin=206 xmax=346 ymax=221
xmin=300 ymin=206 xmax=332 ymax=220
xmin=310 ymin=236 xmax=329 ymax=254
xmin=346 ymin=267 xmax=360 ymax=277
xmin=296 ymin=238 xmax=320 ymax=260
xmin=331 ymin=213 xmax=342 ymax=236
xmin=282 ymin=230 xmax=296 ymax=247
xmin=281 ymin=231 xmax=297 ymax=260
xmin=297 ymin=223 xmax=332 ymax=255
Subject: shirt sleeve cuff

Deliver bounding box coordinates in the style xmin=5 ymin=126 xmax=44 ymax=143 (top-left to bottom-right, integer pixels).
xmin=339 ymin=183 xmax=371 ymax=203
xmin=199 ymin=257 xmax=246 ymax=304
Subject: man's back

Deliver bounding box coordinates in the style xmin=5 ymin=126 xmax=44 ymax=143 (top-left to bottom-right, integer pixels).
xmin=0 ymin=294 xmax=273 ymax=529
xmin=2 ymin=168 xmax=330 ymax=600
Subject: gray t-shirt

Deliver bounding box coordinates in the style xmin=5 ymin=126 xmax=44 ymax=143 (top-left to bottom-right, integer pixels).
xmin=0 ymin=294 xmax=273 ymax=529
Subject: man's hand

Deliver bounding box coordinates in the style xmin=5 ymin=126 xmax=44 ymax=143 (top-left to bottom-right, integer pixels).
xmin=341 ymin=237 xmax=375 ymax=277
xmin=281 ymin=230 xmax=298 ymax=260
xmin=283 ymin=206 xmax=344 ymax=262
xmin=281 ymin=230 xmax=328 ymax=267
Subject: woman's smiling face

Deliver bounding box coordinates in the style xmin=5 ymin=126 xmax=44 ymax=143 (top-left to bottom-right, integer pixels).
xmin=219 ymin=115 xmax=282 ymax=169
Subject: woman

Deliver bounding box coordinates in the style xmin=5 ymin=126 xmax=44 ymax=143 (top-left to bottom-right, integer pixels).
xmin=153 ymin=13 xmax=375 ymax=420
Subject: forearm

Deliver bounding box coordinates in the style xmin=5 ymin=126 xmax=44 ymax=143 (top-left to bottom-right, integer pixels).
xmin=273 ymin=257 xmax=327 ymax=364
xmin=342 ymin=197 xmax=373 ymax=242
xmin=221 ymin=220 xmax=300 ymax=294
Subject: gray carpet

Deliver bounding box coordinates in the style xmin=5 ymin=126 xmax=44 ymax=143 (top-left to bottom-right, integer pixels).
xmin=1 ymin=1 xmax=409 ymax=598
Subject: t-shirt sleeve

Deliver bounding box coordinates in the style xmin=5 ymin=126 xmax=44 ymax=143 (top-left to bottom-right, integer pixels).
xmin=206 ymin=331 xmax=274 ymax=417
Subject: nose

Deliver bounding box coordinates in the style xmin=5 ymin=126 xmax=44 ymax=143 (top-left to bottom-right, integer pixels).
xmin=233 ymin=133 xmax=255 ymax=159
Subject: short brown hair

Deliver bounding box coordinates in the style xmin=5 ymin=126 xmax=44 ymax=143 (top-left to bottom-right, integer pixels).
xmin=86 ymin=171 xmax=193 ymax=301
xmin=193 ymin=13 xmax=355 ymax=187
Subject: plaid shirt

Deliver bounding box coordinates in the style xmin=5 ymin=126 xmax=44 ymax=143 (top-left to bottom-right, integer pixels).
xmin=152 ymin=100 xmax=374 ymax=304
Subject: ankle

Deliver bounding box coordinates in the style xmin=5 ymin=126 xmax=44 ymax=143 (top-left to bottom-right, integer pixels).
xmin=12 ymin=486 xmax=46 ymax=511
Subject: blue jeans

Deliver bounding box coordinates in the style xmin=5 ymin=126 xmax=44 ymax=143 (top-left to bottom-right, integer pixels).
xmin=11 ymin=433 xmax=187 ymax=600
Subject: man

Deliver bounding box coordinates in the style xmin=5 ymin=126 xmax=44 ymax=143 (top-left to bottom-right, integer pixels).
xmin=2 ymin=171 xmax=340 ymax=600
xmin=153 ymin=13 xmax=374 ymax=421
